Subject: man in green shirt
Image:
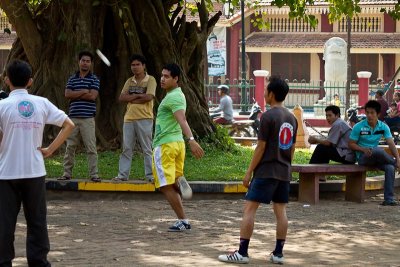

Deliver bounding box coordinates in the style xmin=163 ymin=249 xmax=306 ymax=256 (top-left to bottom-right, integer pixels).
xmin=152 ymin=63 xmax=204 ymax=232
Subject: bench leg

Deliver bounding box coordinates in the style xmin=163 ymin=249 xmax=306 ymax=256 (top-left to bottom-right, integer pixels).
xmin=345 ymin=172 xmax=366 ymax=203
xmin=298 ymin=173 xmax=320 ymax=204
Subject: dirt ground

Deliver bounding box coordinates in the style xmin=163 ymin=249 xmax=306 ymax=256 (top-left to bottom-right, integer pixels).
xmin=12 ymin=190 xmax=400 ymax=267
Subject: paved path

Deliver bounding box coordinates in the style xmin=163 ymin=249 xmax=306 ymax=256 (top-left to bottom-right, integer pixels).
xmin=12 ymin=191 xmax=400 ymax=266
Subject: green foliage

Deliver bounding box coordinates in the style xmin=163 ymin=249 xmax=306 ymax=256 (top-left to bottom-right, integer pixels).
xmin=198 ymin=125 xmax=237 ymax=152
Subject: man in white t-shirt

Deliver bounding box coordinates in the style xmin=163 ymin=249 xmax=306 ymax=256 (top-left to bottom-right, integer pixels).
xmin=0 ymin=60 xmax=74 ymax=267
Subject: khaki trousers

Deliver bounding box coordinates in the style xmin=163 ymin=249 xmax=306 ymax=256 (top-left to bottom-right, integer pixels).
xmin=63 ymin=117 xmax=98 ymax=179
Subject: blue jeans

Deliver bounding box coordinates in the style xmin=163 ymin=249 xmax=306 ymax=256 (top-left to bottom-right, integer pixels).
xmin=358 ymin=147 xmax=396 ymax=202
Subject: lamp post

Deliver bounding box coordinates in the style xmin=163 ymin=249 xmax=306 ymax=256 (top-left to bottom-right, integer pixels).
xmin=239 ymin=0 xmax=248 ymax=114
xmin=224 ymin=0 xmax=248 ymax=114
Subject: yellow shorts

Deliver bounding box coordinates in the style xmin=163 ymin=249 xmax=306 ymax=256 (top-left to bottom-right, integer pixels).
xmin=152 ymin=141 xmax=185 ymax=188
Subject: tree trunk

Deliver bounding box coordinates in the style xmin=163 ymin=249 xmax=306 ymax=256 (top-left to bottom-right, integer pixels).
xmin=0 ymin=0 xmax=219 ymax=148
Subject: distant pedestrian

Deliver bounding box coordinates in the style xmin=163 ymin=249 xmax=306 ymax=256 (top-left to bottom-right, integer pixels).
xmin=152 ymin=63 xmax=204 ymax=232
xmin=375 ymin=89 xmax=389 ymax=121
xmin=218 ymin=75 xmax=298 ymax=265
xmin=60 ymin=50 xmax=101 ymax=182
xmin=113 ymin=54 xmax=156 ymax=182
xmin=209 ymin=84 xmax=233 ymax=125
xmin=0 ymin=59 xmax=74 ymax=266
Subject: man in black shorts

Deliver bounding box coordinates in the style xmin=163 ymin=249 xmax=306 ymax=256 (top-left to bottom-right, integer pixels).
xmin=218 ymin=75 xmax=298 ymax=265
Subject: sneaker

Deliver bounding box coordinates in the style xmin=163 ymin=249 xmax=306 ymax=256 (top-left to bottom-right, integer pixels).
xmin=57 ymin=176 xmax=71 ymax=181
xmin=90 ymin=177 xmax=101 ymax=183
xmin=177 ymin=176 xmax=192 ymax=199
xmin=112 ymin=177 xmax=128 ymax=182
xmin=380 ymin=200 xmax=399 ymax=206
xmin=270 ymin=252 xmax=284 ymax=264
xmin=168 ymin=220 xmax=191 ymax=232
xmin=218 ymin=250 xmax=250 ymax=264
xmin=147 ymin=177 xmax=154 ymax=183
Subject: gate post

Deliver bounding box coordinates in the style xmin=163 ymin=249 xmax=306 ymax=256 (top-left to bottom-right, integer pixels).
xmin=253 ymin=70 xmax=269 ymax=112
xmin=357 ymin=71 xmax=372 ymax=111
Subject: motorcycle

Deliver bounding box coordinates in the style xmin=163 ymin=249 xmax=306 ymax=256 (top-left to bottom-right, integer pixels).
xmin=226 ymin=101 xmax=262 ymax=137
xmin=346 ymin=106 xmax=366 ymax=127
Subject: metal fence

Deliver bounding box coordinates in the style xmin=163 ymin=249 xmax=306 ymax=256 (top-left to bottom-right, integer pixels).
xmin=205 ymin=78 xmax=391 ymax=114
xmin=205 ymin=78 xmax=255 ymax=110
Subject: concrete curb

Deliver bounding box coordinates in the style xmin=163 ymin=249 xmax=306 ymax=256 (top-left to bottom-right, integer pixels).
xmin=46 ymin=176 xmax=400 ymax=193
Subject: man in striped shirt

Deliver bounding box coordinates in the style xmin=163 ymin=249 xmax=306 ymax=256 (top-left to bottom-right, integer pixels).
xmin=59 ymin=50 xmax=101 ymax=182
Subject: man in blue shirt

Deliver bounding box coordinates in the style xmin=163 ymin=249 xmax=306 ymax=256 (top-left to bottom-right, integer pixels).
xmin=60 ymin=50 xmax=101 ymax=182
xmin=349 ymin=100 xmax=400 ymax=206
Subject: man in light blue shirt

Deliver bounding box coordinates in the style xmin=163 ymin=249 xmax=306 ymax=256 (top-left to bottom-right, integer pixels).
xmin=349 ymin=100 xmax=400 ymax=206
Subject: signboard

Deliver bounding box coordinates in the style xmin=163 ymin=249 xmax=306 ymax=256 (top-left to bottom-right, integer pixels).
xmin=207 ymin=27 xmax=226 ymax=76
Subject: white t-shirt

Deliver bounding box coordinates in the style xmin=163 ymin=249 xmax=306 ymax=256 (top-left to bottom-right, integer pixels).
xmin=0 ymin=89 xmax=67 ymax=179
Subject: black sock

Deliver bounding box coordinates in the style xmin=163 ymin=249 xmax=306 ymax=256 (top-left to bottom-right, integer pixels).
xmin=273 ymin=239 xmax=285 ymax=256
xmin=238 ymin=238 xmax=250 ymax=257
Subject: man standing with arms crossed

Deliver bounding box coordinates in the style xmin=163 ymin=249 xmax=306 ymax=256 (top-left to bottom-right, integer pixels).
xmin=218 ymin=76 xmax=298 ymax=264
xmin=0 ymin=59 xmax=74 ymax=267
xmin=113 ymin=54 xmax=156 ymax=182
xmin=60 ymin=50 xmax=101 ymax=182
xmin=152 ymin=63 xmax=204 ymax=232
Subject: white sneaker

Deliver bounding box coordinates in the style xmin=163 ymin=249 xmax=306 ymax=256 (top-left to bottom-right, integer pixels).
xmin=177 ymin=176 xmax=192 ymax=199
xmin=270 ymin=253 xmax=284 ymax=264
xmin=218 ymin=251 xmax=249 ymax=264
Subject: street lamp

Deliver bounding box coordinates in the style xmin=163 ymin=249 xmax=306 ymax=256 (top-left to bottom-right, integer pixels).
xmin=224 ymin=0 xmax=248 ymax=114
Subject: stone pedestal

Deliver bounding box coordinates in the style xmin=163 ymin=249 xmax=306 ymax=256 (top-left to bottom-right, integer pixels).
xmin=293 ymin=104 xmax=310 ymax=148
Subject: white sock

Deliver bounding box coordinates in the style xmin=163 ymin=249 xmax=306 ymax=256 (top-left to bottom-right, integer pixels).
xmin=181 ymin=219 xmax=189 ymax=224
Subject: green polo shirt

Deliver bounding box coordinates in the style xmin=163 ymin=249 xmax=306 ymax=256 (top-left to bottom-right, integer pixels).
xmin=153 ymin=87 xmax=186 ymax=147
xmin=349 ymin=119 xmax=392 ymax=160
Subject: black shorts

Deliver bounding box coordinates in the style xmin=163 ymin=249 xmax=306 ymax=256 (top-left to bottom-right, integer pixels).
xmin=245 ymin=178 xmax=289 ymax=204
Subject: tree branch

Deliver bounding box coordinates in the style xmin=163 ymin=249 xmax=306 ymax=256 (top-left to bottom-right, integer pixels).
xmin=0 ymin=0 xmax=43 ymax=70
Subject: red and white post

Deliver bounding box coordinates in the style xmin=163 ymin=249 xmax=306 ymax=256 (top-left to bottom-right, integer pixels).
xmin=253 ymin=70 xmax=269 ymax=112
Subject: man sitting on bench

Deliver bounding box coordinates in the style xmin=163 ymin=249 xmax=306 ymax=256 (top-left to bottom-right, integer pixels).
xmin=349 ymin=100 xmax=400 ymax=206
xmin=309 ymin=105 xmax=355 ymax=165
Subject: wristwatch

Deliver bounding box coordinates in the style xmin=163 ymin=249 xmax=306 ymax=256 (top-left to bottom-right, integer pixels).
xmin=188 ymin=137 xmax=195 ymax=141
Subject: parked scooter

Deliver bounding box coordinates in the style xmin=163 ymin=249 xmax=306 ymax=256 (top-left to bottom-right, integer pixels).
xmin=346 ymin=106 xmax=366 ymax=127
xmin=227 ymin=100 xmax=262 ymax=137
xmin=209 ymin=100 xmax=262 ymax=137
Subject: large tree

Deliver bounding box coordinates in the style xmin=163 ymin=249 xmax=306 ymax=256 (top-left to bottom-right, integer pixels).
xmin=0 ymin=0 xmax=221 ymax=148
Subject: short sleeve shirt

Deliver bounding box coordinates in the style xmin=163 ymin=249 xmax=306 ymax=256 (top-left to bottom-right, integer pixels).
xmin=349 ymin=119 xmax=392 ymax=160
xmin=66 ymin=72 xmax=100 ymax=118
xmin=0 ymin=89 xmax=67 ymax=179
xmin=121 ymin=74 xmax=156 ymax=122
xmin=327 ymin=118 xmax=355 ymax=162
xmin=253 ymin=107 xmax=298 ymax=181
xmin=153 ymin=87 xmax=186 ymax=147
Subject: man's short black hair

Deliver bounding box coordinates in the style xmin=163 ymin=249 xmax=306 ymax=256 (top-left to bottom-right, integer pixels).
xmin=78 ymin=50 xmax=94 ymax=61
xmin=364 ymin=100 xmax=381 ymax=114
xmin=375 ymin=89 xmax=384 ymax=97
xmin=130 ymin=54 xmax=146 ymax=65
xmin=6 ymin=59 xmax=32 ymax=87
xmin=267 ymin=75 xmax=289 ymax=102
xmin=325 ymin=105 xmax=341 ymax=116
xmin=163 ymin=63 xmax=181 ymax=80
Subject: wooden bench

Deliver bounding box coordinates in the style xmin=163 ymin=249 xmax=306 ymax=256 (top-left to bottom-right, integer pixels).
xmin=231 ymin=136 xmax=257 ymax=146
xmin=292 ymin=164 xmax=374 ymax=204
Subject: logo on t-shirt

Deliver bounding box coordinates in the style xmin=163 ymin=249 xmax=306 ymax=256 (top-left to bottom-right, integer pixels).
xmin=279 ymin=122 xmax=294 ymax=150
xmin=18 ymin=101 xmax=35 ymax=119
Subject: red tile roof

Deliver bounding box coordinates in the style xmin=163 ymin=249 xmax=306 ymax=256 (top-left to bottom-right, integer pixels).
xmin=246 ymin=32 xmax=400 ymax=49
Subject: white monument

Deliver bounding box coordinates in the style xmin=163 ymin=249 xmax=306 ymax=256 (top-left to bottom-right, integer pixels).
xmin=323 ymin=37 xmax=347 ymax=105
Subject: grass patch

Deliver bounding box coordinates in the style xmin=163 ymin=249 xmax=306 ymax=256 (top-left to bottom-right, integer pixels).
xmin=45 ymin=146 xmax=383 ymax=181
